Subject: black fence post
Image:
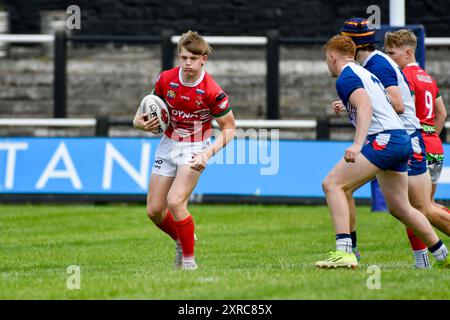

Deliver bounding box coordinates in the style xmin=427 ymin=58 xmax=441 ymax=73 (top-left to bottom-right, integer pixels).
xmin=95 ymin=116 xmax=110 ymax=137
xmin=161 ymin=29 xmax=174 ymax=71
xmin=266 ymin=30 xmax=280 ymax=120
xmin=316 ymin=117 xmax=330 ymax=140
xmin=54 ymin=30 xmax=67 ymax=118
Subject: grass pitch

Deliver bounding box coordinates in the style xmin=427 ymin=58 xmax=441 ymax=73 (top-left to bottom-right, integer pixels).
xmin=1 ymin=204 xmax=450 ymax=300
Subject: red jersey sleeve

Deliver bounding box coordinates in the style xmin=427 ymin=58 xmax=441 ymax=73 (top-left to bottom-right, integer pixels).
xmin=209 ymin=90 xmax=231 ymax=118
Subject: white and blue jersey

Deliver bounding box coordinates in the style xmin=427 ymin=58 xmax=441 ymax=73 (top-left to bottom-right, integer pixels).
xmin=362 ymin=50 xmax=422 ymax=135
xmin=336 ymin=62 xmax=411 ymax=172
xmin=336 ymin=62 xmax=405 ymax=135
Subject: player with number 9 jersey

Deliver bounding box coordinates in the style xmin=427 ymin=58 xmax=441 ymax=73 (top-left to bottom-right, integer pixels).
xmin=384 ymin=29 xmax=448 ymax=192
xmin=403 ymin=64 xmax=444 ymax=156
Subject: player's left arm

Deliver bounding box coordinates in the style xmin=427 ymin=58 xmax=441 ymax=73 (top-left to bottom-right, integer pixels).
xmin=385 ymin=85 xmax=405 ymax=114
xmin=375 ymin=63 xmax=404 ymax=114
xmin=190 ymin=111 xmax=236 ymax=172
xmin=207 ymin=110 xmax=236 ymax=158
xmin=435 ymin=96 xmax=447 ymax=135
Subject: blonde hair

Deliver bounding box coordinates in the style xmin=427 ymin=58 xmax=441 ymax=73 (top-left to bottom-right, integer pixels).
xmin=384 ymin=29 xmax=417 ymax=51
xmin=178 ymin=30 xmax=212 ymax=56
xmin=325 ymin=34 xmax=356 ymax=58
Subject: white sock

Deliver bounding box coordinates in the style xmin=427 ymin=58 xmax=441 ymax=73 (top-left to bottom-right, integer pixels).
xmin=413 ymin=249 xmax=430 ymax=268
xmin=431 ymin=243 xmax=449 ymax=262
xmin=182 ymin=256 xmax=195 ymax=264
xmin=336 ymin=238 xmax=352 ymax=254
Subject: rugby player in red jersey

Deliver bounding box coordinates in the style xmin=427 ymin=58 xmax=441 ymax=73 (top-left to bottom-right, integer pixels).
xmin=133 ymin=31 xmax=236 ymax=270
xmin=385 ymin=29 xmax=448 ymax=205
xmin=385 ymin=29 xmax=450 ymax=268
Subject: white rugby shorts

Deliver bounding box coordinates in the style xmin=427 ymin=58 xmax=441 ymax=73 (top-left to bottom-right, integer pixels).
xmin=428 ymin=162 xmax=443 ymax=184
xmin=152 ymin=135 xmax=211 ymax=177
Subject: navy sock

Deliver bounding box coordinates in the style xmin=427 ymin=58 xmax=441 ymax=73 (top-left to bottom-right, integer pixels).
xmin=350 ymin=231 xmax=357 ymax=249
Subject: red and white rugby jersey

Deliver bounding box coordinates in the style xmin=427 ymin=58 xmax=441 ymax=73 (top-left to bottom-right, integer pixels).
xmin=403 ymin=63 xmax=443 ymax=154
xmin=153 ymin=66 xmax=231 ymax=142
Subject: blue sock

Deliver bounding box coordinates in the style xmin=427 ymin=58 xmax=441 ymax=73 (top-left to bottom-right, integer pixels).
xmin=350 ymin=231 xmax=357 ymax=249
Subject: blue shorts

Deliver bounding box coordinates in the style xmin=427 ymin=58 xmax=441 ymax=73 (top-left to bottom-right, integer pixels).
xmin=408 ymin=129 xmax=428 ymax=176
xmin=361 ymin=130 xmax=411 ymax=172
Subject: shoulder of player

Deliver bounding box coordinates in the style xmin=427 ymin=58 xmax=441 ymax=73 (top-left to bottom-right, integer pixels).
xmin=368 ymin=53 xmax=396 ymax=72
xmin=401 ymin=66 xmax=416 ymax=80
xmin=158 ymin=67 xmax=180 ymax=83
xmin=203 ymin=72 xmax=227 ymax=101
xmin=339 ymin=65 xmax=364 ymax=83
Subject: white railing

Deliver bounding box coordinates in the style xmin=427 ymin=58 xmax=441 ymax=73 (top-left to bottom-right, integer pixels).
xmin=1 ymin=118 xmax=449 ymax=131
xmin=424 ymin=37 xmax=450 ymax=46
xmin=1 ymin=34 xmax=450 ymax=47
xmin=171 ymin=36 xmax=267 ymax=46
xmin=0 ymin=118 xmax=96 ymax=127
xmin=0 ymin=34 xmax=54 ymax=43
xmin=216 ymin=119 xmax=316 ymax=129
xmin=0 ymin=118 xmax=316 ymax=129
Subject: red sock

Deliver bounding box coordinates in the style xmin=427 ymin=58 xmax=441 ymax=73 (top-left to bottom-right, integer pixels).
xmin=175 ymin=215 xmax=195 ymax=258
xmin=156 ymin=210 xmax=179 ymax=241
xmin=406 ymin=228 xmax=427 ymax=251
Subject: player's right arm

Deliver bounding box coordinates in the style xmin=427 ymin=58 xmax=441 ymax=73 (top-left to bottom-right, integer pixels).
xmin=133 ymin=72 xmax=165 ymax=132
xmin=133 ymin=108 xmax=160 ymax=132
xmin=345 ymin=88 xmax=373 ymax=162
xmin=332 ymin=100 xmax=346 ymax=115
xmin=435 ymin=96 xmax=447 ymax=135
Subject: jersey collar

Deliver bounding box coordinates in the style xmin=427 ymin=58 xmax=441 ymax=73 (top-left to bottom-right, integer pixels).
xmin=406 ymin=62 xmax=419 ymax=67
xmin=178 ymin=67 xmax=205 ymax=87
xmin=341 ymin=61 xmax=356 ymax=71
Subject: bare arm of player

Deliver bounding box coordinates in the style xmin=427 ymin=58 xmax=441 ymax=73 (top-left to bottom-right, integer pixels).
xmin=132 ymin=107 xmax=160 ymax=132
xmin=385 ymin=86 xmax=405 ymax=114
xmin=190 ymin=111 xmax=236 ymax=172
xmin=434 ymin=96 xmax=447 ymax=135
xmin=345 ymin=88 xmax=372 ymax=163
xmin=331 ymin=100 xmax=346 ymax=115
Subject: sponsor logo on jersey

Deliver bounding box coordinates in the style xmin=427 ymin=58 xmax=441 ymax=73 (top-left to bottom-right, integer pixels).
xmin=180 ymin=95 xmax=190 ymax=101
xmin=216 ymin=92 xmax=226 ymax=101
xmin=169 ymin=82 xmax=179 ymax=88
xmin=167 ymin=90 xmax=176 ymax=99
xmin=195 ymin=97 xmax=203 ymax=107
xmin=196 ymin=89 xmax=205 ymax=95
xmin=218 ymin=99 xmax=228 ymax=110
xmin=171 ymin=109 xmax=197 ymax=119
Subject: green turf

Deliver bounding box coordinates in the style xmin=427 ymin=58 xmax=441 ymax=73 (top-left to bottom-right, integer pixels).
xmin=1 ymin=204 xmax=450 ymax=299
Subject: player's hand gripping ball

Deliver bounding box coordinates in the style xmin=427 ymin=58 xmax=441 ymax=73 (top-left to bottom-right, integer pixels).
xmin=139 ymin=94 xmax=170 ymax=134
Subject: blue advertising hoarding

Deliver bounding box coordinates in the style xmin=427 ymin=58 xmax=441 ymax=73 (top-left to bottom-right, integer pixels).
xmin=1 ymin=137 xmax=450 ymax=199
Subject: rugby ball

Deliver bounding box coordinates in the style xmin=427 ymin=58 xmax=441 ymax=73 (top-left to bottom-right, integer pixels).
xmin=139 ymin=94 xmax=170 ymax=134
